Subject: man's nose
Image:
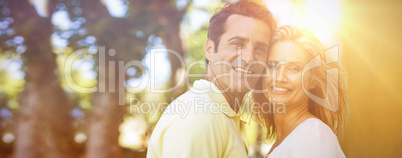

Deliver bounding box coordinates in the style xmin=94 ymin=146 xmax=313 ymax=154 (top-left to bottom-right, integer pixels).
xmin=241 ymin=46 xmax=255 ymax=64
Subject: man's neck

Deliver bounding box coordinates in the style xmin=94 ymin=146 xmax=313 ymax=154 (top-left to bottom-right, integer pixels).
xmin=205 ymin=77 xmax=245 ymax=113
xmin=222 ymin=91 xmax=245 ymax=113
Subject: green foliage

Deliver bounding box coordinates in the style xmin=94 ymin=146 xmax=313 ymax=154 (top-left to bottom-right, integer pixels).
xmin=0 ymin=53 xmax=24 ymax=109
xmin=184 ymin=24 xmax=208 ymax=86
xmin=181 ymin=1 xmax=225 ymax=87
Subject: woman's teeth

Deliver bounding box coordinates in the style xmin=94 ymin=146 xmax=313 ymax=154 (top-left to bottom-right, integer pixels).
xmin=273 ymin=87 xmax=289 ymax=92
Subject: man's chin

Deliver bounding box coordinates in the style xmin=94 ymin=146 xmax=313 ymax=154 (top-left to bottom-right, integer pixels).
xmin=231 ymin=86 xmax=254 ymax=94
xmin=223 ymin=79 xmax=256 ymax=93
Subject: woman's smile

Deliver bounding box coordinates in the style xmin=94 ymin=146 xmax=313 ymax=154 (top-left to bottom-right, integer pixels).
xmin=271 ymin=86 xmax=292 ymax=94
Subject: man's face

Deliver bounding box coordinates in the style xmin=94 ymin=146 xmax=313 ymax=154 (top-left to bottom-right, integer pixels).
xmin=206 ymin=14 xmax=272 ymax=93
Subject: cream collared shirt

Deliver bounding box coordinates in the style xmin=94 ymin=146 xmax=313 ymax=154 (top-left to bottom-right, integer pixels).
xmin=147 ymin=79 xmax=249 ymax=158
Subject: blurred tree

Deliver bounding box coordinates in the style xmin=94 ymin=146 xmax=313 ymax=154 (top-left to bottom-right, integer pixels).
xmin=151 ymin=0 xmax=190 ymax=99
xmin=0 ymin=0 xmax=262 ymax=157
xmin=57 ymin=0 xmax=192 ymax=157
xmin=0 ymin=93 xmax=11 ymax=157
xmin=3 ymin=0 xmax=77 ymax=157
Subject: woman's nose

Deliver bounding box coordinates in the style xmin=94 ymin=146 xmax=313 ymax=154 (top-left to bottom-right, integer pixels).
xmin=275 ymin=67 xmax=287 ymax=82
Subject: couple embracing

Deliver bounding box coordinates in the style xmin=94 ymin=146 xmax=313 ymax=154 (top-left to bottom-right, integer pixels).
xmin=147 ymin=1 xmax=348 ymax=158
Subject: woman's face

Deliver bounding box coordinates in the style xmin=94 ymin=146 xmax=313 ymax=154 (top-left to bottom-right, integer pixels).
xmin=263 ymin=41 xmax=315 ymax=107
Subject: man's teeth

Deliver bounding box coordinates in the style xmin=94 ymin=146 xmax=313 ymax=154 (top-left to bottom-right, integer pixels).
xmin=273 ymin=87 xmax=289 ymax=92
xmin=234 ymin=67 xmax=252 ymax=74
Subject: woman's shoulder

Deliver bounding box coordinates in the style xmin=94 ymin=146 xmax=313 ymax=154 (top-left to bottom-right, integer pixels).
xmin=286 ymin=118 xmax=345 ymax=157
xmin=299 ymin=118 xmax=334 ymax=134
xmin=268 ymin=118 xmax=346 ymax=158
xmin=293 ymin=118 xmax=338 ymax=144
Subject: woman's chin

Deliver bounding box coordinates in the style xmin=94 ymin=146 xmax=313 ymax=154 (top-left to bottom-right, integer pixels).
xmin=265 ymin=93 xmax=288 ymax=105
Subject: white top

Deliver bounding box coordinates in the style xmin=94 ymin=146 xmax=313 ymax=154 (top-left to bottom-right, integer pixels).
xmin=147 ymin=79 xmax=249 ymax=158
xmin=267 ymin=118 xmax=345 ymax=158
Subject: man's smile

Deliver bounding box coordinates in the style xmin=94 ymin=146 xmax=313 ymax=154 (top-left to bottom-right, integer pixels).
xmin=232 ymin=66 xmax=253 ymax=74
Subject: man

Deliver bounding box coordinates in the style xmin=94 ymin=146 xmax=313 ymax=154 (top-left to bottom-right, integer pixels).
xmin=147 ymin=1 xmax=276 ymax=157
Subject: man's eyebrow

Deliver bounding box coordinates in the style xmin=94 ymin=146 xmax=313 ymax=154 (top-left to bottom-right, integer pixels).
xmin=267 ymin=60 xmax=304 ymax=65
xmin=255 ymin=41 xmax=269 ymax=49
xmin=228 ymin=36 xmax=269 ymax=48
xmin=228 ymin=36 xmax=249 ymax=42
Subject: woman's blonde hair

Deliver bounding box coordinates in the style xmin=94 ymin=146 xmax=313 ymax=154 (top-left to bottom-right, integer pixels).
xmin=252 ymin=25 xmax=349 ymax=142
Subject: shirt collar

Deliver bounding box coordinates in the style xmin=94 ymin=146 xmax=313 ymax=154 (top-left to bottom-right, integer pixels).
xmin=191 ymin=79 xmax=241 ymax=118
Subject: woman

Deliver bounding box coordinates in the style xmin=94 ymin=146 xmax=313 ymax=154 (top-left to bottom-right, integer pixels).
xmin=253 ymin=25 xmax=349 ymax=158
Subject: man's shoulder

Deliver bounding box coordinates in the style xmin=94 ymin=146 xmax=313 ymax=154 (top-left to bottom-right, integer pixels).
xmin=172 ymin=87 xmax=213 ymax=102
xmin=165 ymin=88 xmax=217 ymax=116
xmin=155 ymin=89 xmax=225 ymax=130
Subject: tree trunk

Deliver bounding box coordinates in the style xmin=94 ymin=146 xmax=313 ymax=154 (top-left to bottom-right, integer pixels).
xmin=16 ymin=60 xmax=76 ymax=158
xmin=10 ymin=0 xmax=76 ymax=157
xmin=86 ymin=64 xmax=124 ymax=158
xmin=77 ymin=0 xmax=126 ymax=157
xmin=164 ymin=26 xmax=187 ymax=99
xmin=154 ymin=0 xmax=187 ymax=99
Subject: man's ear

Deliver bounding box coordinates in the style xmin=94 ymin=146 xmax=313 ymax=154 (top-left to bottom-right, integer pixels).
xmin=205 ymin=39 xmax=215 ymax=61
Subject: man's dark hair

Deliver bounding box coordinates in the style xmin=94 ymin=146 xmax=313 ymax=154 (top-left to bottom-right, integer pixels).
xmin=206 ymin=0 xmax=277 ymax=66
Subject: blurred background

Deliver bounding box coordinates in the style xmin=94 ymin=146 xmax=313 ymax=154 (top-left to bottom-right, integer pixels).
xmin=0 ymin=0 xmax=401 ymax=158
